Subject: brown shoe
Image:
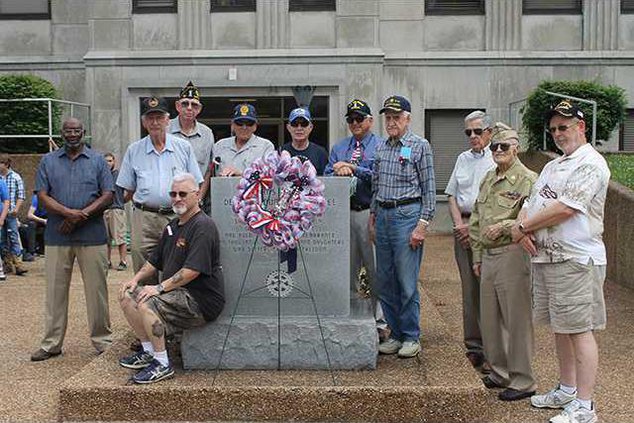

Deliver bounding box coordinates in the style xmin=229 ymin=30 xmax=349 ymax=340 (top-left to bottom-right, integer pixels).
xmin=30 ymin=348 xmax=62 ymax=362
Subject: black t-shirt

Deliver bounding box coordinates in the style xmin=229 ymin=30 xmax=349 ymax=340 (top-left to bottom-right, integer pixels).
xmin=282 ymin=142 xmax=329 ymax=176
xmin=149 ymin=211 xmax=225 ymax=321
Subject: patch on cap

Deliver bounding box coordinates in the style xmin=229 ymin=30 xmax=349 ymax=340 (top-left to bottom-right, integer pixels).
xmin=379 ymin=95 xmax=411 ymax=114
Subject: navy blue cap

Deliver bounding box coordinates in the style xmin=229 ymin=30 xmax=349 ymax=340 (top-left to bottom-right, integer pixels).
xmin=345 ymin=99 xmax=372 ymax=117
xmin=289 ymin=107 xmax=312 ymax=123
xmin=379 ymin=95 xmax=411 ymax=114
xmin=232 ymin=103 xmax=258 ymax=122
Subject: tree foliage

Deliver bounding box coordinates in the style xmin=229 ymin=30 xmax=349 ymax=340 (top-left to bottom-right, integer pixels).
xmin=521 ymin=80 xmax=627 ymax=151
xmin=0 ymin=74 xmax=61 ymax=153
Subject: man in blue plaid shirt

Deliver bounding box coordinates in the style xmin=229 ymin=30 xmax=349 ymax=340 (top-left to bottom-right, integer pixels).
xmin=370 ymin=95 xmax=435 ymax=358
xmin=0 ymin=154 xmax=27 ymax=276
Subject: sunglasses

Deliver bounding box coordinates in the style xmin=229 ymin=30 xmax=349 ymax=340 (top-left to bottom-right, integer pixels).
xmin=346 ymin=115 xmax=367 ymax=124
xmin=290 ymin=120 xmax=310 ymax=128
xmin=547 ymin=121 xmax=579 ymax=134
xmin=179 ymin=100 xmax=201 ymax=109
xmin=234 ymin=120 xmax=255 ymax=127
xmin=464 ymin=128 xmax=489 ymax=137
xmin=168 ymin=190 xmax=197 ymax=199
xmin=489 ymin=142 xmax=513 ymax=152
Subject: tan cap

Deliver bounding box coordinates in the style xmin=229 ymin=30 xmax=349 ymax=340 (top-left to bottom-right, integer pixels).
xmin=490 ymin=122 xmax=519 ymax=143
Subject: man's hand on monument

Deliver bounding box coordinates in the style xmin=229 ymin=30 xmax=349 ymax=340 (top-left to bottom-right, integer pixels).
xmin=333 ymin=162 xmax=354 ymax=176
xmin=219 ymin=166 xmax=242 ymax=177
xmin=118 ymin=278 xmax=138 ymax=300
xmin=136 ymin=285 xmax=160 ymax=304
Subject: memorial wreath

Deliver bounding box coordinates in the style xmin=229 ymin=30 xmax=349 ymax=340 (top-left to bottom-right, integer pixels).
xmin=232 ymin=150 xmax=326 ymax=251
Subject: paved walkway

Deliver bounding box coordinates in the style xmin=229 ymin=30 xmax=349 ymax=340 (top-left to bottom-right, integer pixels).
xmin=1 ymin=235 xmax=633 ymax=422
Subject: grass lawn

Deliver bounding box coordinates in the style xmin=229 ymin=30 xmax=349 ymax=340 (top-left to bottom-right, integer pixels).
xmin=604 ymin=154 xmax=634 ymax=190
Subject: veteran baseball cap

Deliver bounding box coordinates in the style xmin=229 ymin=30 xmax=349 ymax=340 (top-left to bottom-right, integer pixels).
xmin=141 ymin=96 xmax=170 ymax=116
xmin=345 ymin=99 xmax=372 ymax=117
xmin=179 ymin=81 xmax=201 ymax=100
xmin=379 ymin=95 xmax=411 ymax=114
xmin=545 ymin=99 xmax=585 ymax=122
xmin=289 ymin=107 xmax=312 ymax=123
xmin=232 ymin=103 xmax=258 ymax=122
xmin=490 ymin=122 xmax=519 ymax=143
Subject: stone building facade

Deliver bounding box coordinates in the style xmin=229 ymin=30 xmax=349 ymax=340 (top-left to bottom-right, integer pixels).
xmin=1 ymin=0 xmax=634 ymax=198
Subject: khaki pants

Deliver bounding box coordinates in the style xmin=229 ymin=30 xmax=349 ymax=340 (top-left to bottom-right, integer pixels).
xmin=481 ymin=244 xmax=535 ymax=391
xmin=131 ymin=208 xmax=173 ymax=284
xmin=40 ymin=245 xmax=111 ymax=353
xmin=454 ymin=236 xmax=483 ymax=355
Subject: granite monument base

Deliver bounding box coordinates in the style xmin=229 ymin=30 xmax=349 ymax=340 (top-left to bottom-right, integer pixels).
xmin=182 ymin=299 xmax=378 ymax=370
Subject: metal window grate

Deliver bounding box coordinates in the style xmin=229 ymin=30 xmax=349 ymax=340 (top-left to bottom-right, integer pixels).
xmin=289 ymin=0 xmax=336 ymax=12
xmin=522 ymin=0 xmax=582 ymax=15
xmin=622 ymin=0 xmax=634 ymax=14
xmin=620 ymin=109 xmax=634 ymax=152
xmin=0 ymin=0 xmax=50 ymax=20
xmin=211 ymin=0 xmax=256 ymax=12
xmin=425 ymin=0 xmax=485 ymax=16
xmin=132 ymin=0 xmax=177 ymax=14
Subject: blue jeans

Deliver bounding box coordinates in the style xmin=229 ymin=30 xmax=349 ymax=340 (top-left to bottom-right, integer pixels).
xmin=1 ymin=216 xmax=22 ymax=256
xmin=375 ymin=202 xmax=423 ymax=342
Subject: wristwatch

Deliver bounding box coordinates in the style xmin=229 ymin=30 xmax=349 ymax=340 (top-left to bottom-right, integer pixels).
xmin=157 ymin=282 xmax=165 ymax=294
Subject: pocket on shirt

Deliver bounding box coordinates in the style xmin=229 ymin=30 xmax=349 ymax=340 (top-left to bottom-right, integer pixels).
xmin=396 ymin=162 xmax=415 ymax=183
xmin=497 ymin=196 xmax=519 ymax=209
xmin=136 ymin=170 xmax=151 ymax=195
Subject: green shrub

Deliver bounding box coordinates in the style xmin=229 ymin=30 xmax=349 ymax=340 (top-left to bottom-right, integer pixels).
xmin=605 ymin=153 xmax=634 ymax=190
xmin=0 ymin=74 xmax=61 ymax=153
xmin=521 ymin=80 xmax=627 ymax=151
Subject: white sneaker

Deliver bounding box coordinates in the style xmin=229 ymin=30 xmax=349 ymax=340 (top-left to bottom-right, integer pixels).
xmin=378 ymin=338 xmax=402 ymax=355
xmin=549 ymin=400 xmax=597 ymax=423
xmin=397 ymin=340 xmax=421 ymax=358
xmin=0 ymin=271 xmax=6 ymax=281
xmin=532 ymin=386 xmax=577 ymax=409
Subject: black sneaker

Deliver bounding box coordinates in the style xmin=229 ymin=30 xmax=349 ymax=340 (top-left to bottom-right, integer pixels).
xmin=117 ymin=261 xmax=128 ymax=271
xmin=119 ymin=350 xmax=154 ymax=369
xmin=132 ymin=359 xmax=174 ymax=384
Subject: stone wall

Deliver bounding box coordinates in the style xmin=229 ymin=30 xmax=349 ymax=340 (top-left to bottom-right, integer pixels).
xmin=8 ymin=154 xmax=42 ymax=221
xmin=520 ymin=151 xmax=634 ymax=290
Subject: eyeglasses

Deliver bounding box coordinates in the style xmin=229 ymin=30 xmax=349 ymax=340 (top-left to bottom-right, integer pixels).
xmin=290 ymin=120 xmax=310 ymax=128
xmin=346 ymin=115 xmax=367 ymax=124
xmin=547 ymin=121 xmax=579 ymax=134
xmin=179 ymin=100 xmax=201 ymax=110
xmin=464 ymin=128 xmax=489 ymax=137
xmin=168 ymin=190 xmax=198 ymax=199
xmin=489 ymin=142 xmax=513 ymax=152
xmin=234 ymin=120 xmax=255 ymax=127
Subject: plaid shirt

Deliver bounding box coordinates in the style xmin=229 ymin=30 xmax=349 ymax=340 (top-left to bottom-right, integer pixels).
xmin=371 ymin=130 xmax=436 ymax=221
xmin=0 ymin=169 xmax=25 ymax=213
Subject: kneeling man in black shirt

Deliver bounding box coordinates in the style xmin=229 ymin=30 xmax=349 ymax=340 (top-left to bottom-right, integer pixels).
xmin=118 ymin=172 xmax=224 ymax=384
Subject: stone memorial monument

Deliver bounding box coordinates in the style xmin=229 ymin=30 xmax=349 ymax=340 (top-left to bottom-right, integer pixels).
xmin=181 ymin=177 xmax=378 ymax=370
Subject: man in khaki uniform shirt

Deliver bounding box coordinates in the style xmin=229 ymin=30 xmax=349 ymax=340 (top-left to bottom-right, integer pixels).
xmin=469 ymin=123 xmax=537 ymax=401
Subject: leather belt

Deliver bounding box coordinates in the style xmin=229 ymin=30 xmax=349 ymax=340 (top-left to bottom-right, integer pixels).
xmin=377 ymin=197 xmax=421 ymax=209
xmin=133 ymin=202 xmax=173 ymax=215
xmin=350 ymin=201 xmax=370 ymax=211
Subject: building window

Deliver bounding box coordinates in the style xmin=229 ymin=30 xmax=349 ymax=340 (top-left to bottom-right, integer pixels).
xmin=211 ymin=0 xmax=256 ymax=12
xmin=522 ymin=0 xmax=582 ymax=15
xmin=622 ymin=0 xmax=634 ymax=14
xmin=425 ymin=0 xmax=485 ymax=15
xmin=620 ymin=109 xmax=634 ymax=151
xmin=132 ymin=0 xmax=177 ymax=14
xmin=0 ymin=0 xmax=50 ymax=20
xmin=289 ymin=0 xmax=336 ymax=12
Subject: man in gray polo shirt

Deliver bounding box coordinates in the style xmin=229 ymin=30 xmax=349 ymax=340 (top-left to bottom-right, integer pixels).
xmin=445 ymin=110 xmax=495 ymax=371
xmin=30 ymin=117 xmax=114 ymax=361
xmin=117 ymin=97 xmax=202 ymax=281
xmin=214 ymin=103 xmax=275 ymax=176
xmin=168 ymin=81 xmax=214 ymax=214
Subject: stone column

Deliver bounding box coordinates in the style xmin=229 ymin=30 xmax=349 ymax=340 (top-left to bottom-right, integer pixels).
xmin=256 ymin=0 xmax=289 ymax=48
xmin=583 ymin=0 xmax=619 ymax=50
xmin=485 ymin=0 xmax=521 ymax=50
xmin=179 ymin=0 xmax=210 ymax=49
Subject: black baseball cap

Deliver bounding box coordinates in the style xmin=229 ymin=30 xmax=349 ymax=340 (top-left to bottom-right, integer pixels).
xmin=141 ymin=96 xmax=169 ymax=116
xmin=345 ymin=99 xmax=372 ymax=117
xmin=545 ymin=100 xmax=585 ymax=122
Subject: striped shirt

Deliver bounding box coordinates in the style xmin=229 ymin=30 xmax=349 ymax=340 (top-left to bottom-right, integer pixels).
xmin=371 ymin=130 xmax=436 ymax=221
xmin=0 ymin=169 xmax=25 ymax=213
